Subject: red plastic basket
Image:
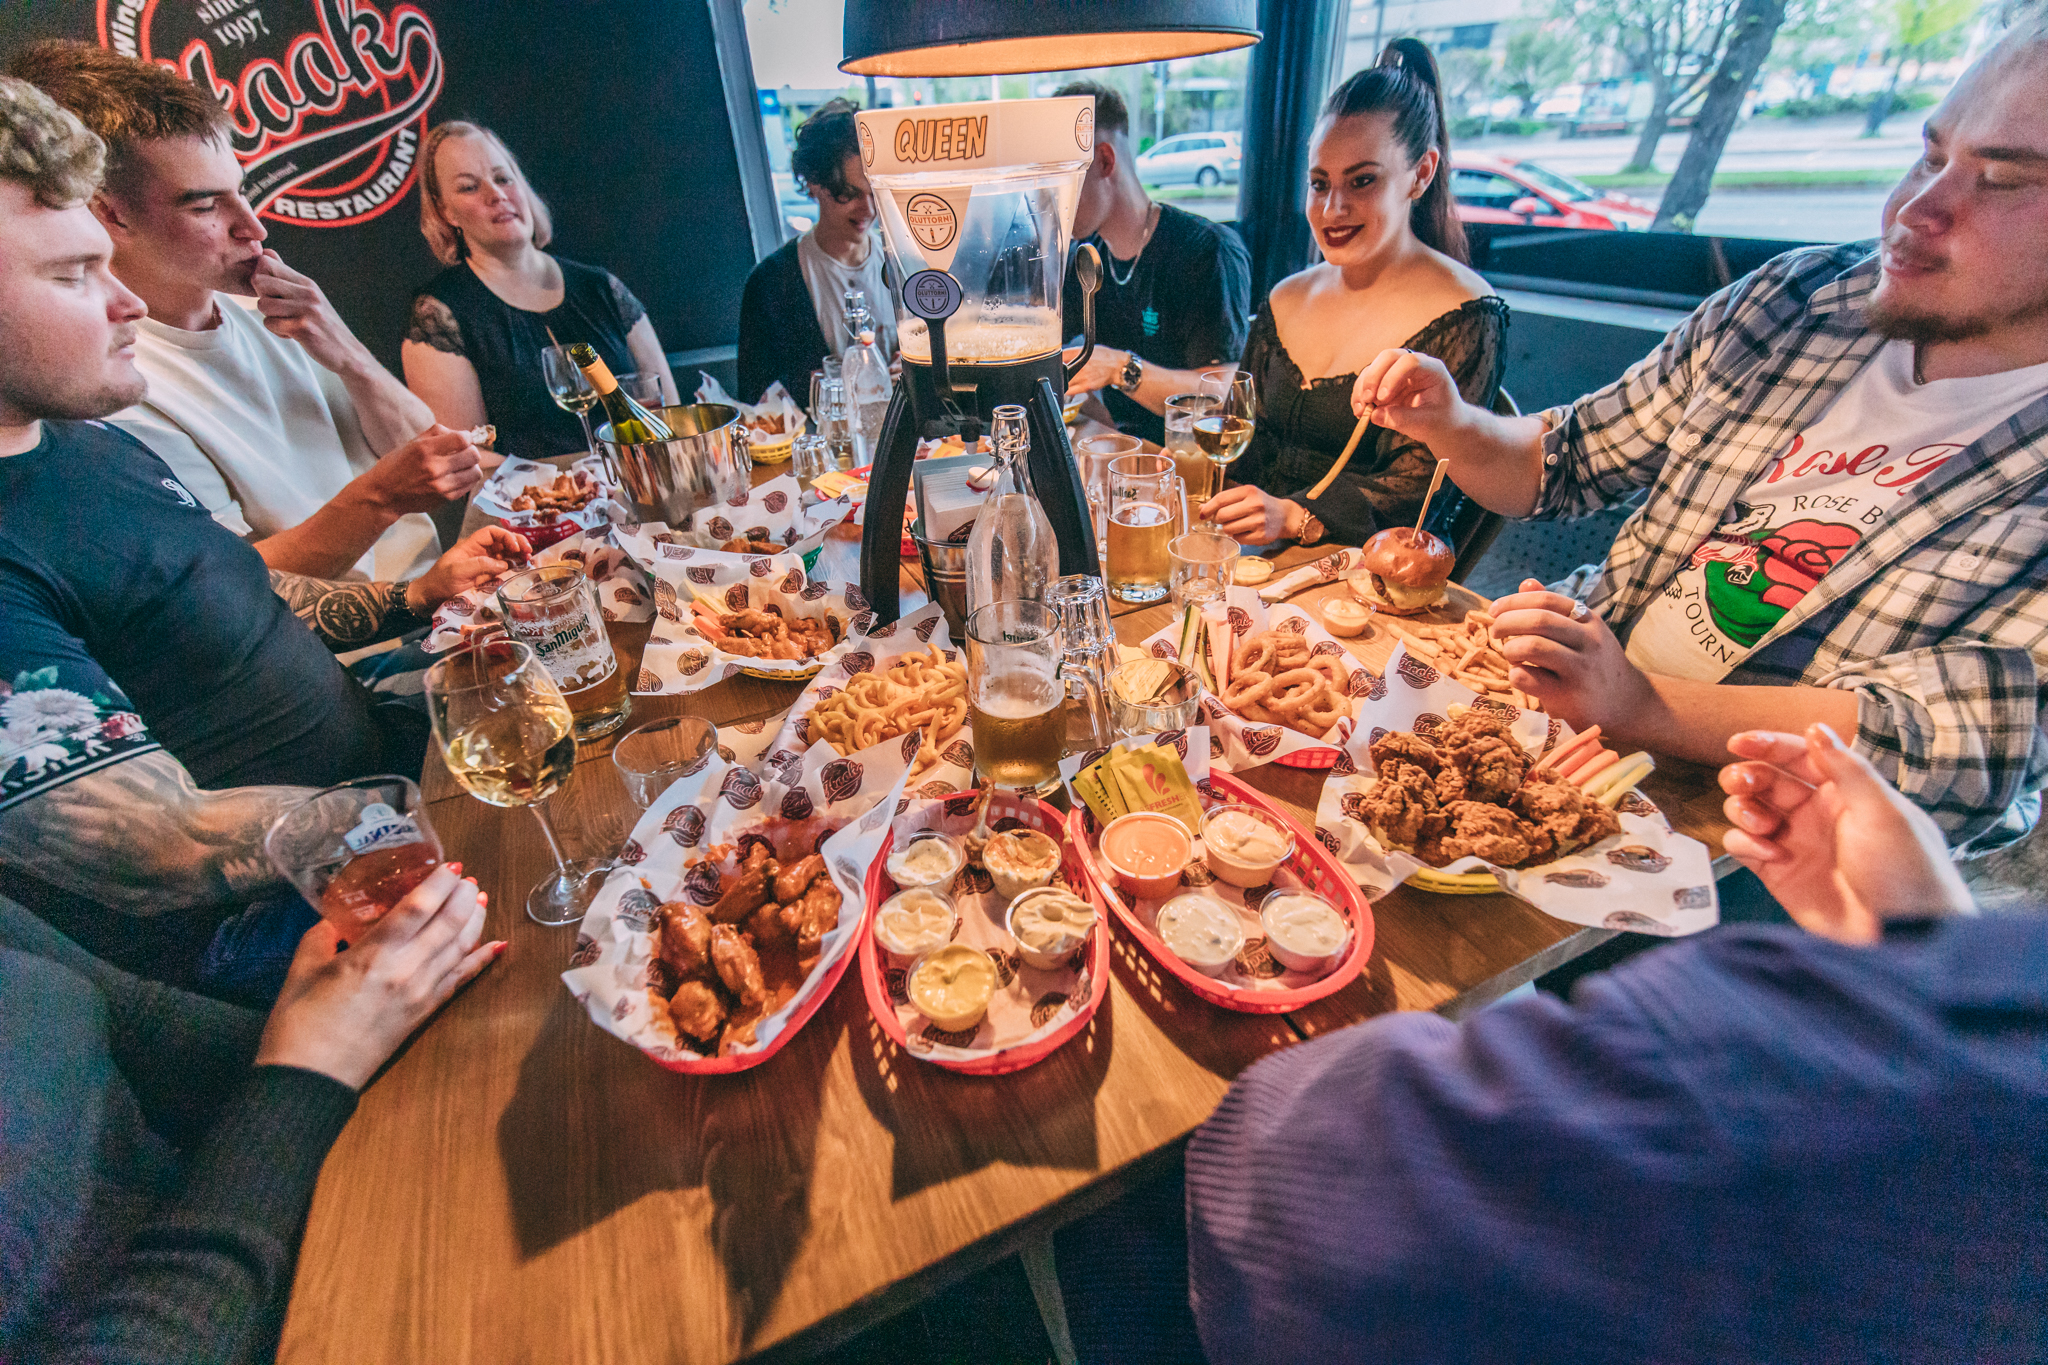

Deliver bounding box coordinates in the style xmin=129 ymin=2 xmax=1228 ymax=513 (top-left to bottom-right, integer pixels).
xmin=859 ymin=790 xmax=1111 ymax=1075
xmin=1066 ymin=772 xmax=1373 ymax=1014
xmin=1273 ymin=743 xmax=1340 ymax=769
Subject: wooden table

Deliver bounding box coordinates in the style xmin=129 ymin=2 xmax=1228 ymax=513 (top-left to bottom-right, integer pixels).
xmin=283 ymin=483 xmax=1732 ymax=1365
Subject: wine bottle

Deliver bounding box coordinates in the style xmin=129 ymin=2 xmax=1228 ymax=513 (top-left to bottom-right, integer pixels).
xmin=569 ymin=342 xmax=672 ymax=443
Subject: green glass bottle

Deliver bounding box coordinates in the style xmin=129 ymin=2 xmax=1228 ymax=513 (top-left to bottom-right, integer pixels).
xmin=570 ymin=343 xmax=673 ymax=443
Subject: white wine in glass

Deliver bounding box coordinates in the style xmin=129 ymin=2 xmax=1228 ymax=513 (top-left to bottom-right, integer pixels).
xmin=424 ymin=638 xmax=608 ymax=925
xmin=541 ymin=343 xmax=601 ymax=460
xmin=1195 ymin=369 xmax=1259 ymax=500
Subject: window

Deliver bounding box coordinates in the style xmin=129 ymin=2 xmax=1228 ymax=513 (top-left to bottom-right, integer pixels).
xmin=741 ymin=0 xmax=1251 ymax=235
xmin=1332 ymin=0 xmax=2007 ymax=245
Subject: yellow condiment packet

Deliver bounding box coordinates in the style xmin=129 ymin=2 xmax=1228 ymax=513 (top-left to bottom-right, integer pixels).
xmin=1070 ymin=752 xmax=1128 ymax=828
xmin=1108 ymin=744 xmax=1204 ymax=833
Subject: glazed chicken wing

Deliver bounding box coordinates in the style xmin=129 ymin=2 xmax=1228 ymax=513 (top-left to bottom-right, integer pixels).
xmin=709 ymin=923 xmax=768 ymax=1009
xmin=780 ymin=877 xmax=843 ymax=958
xmin=773 ymin=853 xmax=827 ymax=904
xmin=709 ymin=843 xmax=777 ymax=923
xmin=655 ymin=901 xmax=712 ymax=976
xmin=664 ymin=980 xmax=727 ymax=1041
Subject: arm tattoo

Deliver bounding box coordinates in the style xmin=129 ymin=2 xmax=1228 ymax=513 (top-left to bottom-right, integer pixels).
xmin=0 ymin=750 xmax=308 ymax=918
xmin=405 ymin=293 xmax=466 ymax=355
xmin=270 ymin=570 xmax=418 ymax=649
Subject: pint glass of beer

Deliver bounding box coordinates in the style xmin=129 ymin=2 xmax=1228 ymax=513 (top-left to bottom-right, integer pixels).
xmin=265 ymin=775 xmax=445 ymax=932
xmin=965 ymin=600 xmax=1066 ymax=795
xmin=495 ymin=563 xmax=630 ymax=740
xmin=1163 ymin=393 xmax=1219 ymax=509
xmin=1105 ymin=453 xmax=1185 ymax=604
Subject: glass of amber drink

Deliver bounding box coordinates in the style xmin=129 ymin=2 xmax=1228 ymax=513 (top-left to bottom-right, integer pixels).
xmin=1163 ymin=393 xmax=1220 ymax=511
xmin=965 ymin=600 xmax=1066 ymax=796
xmin=495 ymin=563 xmax=630 ymax=740
xmin=1105 ymin=453 xmax=1185 ymax=604
xmin=265 ymin=776 xmax=445 ymax=933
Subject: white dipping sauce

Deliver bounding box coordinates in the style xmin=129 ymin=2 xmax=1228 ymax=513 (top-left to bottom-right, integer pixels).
xmin=1155 ymin=894 xmax=1245 ymax=974
xmin=1261 ymin=891 xmax=1347 ymax=966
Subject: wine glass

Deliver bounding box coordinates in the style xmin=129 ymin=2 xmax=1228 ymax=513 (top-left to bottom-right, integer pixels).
xmin=1194 ymin=368 xmax=1257 ymax=509
xmin=423 ymin=638 xmax=607 ymax=925
xmin=541 ymin=344 xmax=600 ymax=461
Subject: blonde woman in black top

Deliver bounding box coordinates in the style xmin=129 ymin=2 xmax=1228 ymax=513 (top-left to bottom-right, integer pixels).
xmin=1202 ymin=40 xmax=1507 ymax=549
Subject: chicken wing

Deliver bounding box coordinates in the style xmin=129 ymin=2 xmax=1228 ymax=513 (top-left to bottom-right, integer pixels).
xmin=664 ymin=980 xmax=727 ymax=1042
xmin=710 ymin=923 xmax=768 ymax=1008
xmin=709 ymin=843 xmax=777 ymax=923
xmin=655 ymin=901 xmax=712 ymax=977
xmin=773 ymin=853 xmax=827 ymax=904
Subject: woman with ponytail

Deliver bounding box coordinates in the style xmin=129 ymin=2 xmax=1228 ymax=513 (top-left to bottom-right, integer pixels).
xmin=1201 ymin=39 xmax=1507 ymax=549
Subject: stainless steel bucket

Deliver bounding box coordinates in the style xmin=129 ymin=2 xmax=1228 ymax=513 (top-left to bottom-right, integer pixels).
xmin=594 ymin=403 xmax=751 ymax=527
xmin=911 ymin=522 xmax=971 ymax=645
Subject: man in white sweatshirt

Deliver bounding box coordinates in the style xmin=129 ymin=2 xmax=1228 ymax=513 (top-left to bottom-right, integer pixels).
xmin=14 ymin=41 xmax=482 ymax=584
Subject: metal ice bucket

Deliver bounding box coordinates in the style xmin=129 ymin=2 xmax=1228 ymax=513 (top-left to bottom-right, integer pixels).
xmin=911 ymin=521 xmax=970 ymax=645
xmin=594 ymin=403 xmax=751 ymax=527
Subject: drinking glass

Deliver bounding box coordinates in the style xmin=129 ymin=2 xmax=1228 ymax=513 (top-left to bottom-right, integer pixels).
xmin=1046 ymin=573 xmax=1115 ymax=650
xmin=1075 ymin=432 xmax=1141 ymax=559
xmin=1170 ymin=529 xmax=1238 ymax=608
xmin=791 ymin=433 xmax=833 ymax=499
xmin=424 ymin=638 xmax=603 ymax=926
xmin=1105 ymin=453 xmax=1186 ymax=604
xmin=1045 ymin=576 xmax=1116 ymax=752
xmin=541 ymin=344 xmax=600 ymax=460
xmin=496 ymin=563 xmax=631 ymax=739
xmin=1194 ymin=368 xmax=1257 ymax=496
xmin=1164 ymin=393 xmax=1220 ymax=515
xmin=613 ymin=715 xmax=718 ymax=809
xmin=965 ymin=600 xmax=1066 ymax=795
xmin=265 ymin=776 xmax=443 ymax=933
xmin=808 ymin=358 xmax=844 ymax=434
xmin=618 ymin=371 xmax=665 ymax=407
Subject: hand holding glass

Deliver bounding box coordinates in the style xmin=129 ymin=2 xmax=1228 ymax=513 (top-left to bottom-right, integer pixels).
xmin=1194 ymin=369 xmax=1257 ymax=498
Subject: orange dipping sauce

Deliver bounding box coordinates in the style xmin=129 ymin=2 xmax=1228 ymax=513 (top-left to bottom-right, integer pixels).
xmin=1100 ymin=812 xmax=1192 ymax=899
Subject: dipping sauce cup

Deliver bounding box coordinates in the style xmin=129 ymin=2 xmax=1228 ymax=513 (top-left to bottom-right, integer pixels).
xmin=1258 ymin=888 xmax=1350 ymax=973
xmin=1200 ymin=805 xmax=1296 ymax=888
xmin=1098 ymin=811 xmax=1193 ymax=900
xmin=1155 ymin=892 xmax=1246 ymax=977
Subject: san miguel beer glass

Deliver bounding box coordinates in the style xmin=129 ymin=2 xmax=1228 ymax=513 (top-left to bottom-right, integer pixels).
xmin=495 ymin=563 xmax=630 ymax=740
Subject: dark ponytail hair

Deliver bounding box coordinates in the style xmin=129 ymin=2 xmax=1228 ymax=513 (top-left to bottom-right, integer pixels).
xmin=1320 ymin=37 xmax=1467 ymax=264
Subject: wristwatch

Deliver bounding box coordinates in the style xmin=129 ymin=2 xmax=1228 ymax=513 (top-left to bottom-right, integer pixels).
xmin=1293 ymin=505 xmax=1326 ymax=546
xmin=1116 ymin=352 xmax=1145 ymax=395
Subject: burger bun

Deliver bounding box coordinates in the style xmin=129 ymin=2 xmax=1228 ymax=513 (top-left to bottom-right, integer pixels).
xmin=1349 ymin=528 xmax=1454 ymax=616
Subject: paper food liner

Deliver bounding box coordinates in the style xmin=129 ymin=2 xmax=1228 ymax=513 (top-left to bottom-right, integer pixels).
xmin=652 ymin=473 xmax=853 ymax=555
xmin=563 ymin=739 xmax=914 ymax=1066
xmin=1312 ymin=644 xmax=1718 ymax=936
xmin=1060 ymin=728 xmax=1354 ymax=994
xmin=471 ymin=454 xmax=629 ymax=531
xmin=1138 ymin=586 xmax=1371 ymax=773
xmin=875 ymin=790 xmax=1099 ymax=1063
xmin=423 ymin=530 xmax=653 ymax=654
xmin=759 ymin=604 xmax=974 ymax=799
xmin=621 ymin=543 xmax=876 ymax=693
xmin=694 ymin=372 xmax=806 ymax=441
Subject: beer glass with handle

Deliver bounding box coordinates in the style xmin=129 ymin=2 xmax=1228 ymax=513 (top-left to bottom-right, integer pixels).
xmin=496 ymin=562 xmax=631 ymax=739
xmin=1105 ymin=452 xmax=1186 ymax=604
xmin=1194 ymin=368 xmax=1257 ymax=500
xmin=424 ymin=638 xmax=606 ymax=925
xmin=965 ymin=600 xmax=1066 ymax=796
xmin=265 ymin=775 xmax=445 ymax=933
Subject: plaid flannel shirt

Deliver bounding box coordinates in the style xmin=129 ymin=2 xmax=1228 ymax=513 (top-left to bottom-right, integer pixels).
xmin=1537 ymin=242 xmax=2048 ymax=854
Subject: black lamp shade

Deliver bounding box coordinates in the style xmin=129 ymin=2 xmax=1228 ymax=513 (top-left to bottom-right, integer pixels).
xmin=841 ymin=0 xmax=1259 ymax=77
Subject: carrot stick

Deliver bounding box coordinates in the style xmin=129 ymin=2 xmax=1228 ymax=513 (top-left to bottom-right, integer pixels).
xmin=1560 ymin=747 xmax=1618 ymax=784
xmin=1535 ymin=725 xmax=1601 ymax=773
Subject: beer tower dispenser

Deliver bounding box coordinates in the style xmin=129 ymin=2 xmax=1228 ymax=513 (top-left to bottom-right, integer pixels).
xmin=853 ymin=97 xmax=1105 ymax=624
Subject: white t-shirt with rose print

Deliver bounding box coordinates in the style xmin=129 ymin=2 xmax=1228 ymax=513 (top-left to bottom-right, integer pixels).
xmin=1625 ymin=340 xmax=2048 ymax=681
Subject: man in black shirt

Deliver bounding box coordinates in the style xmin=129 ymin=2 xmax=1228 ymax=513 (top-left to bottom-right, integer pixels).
xmin=1057 ymin=81 xmax=1252 ymax=445
xmin=0 ymin=78 xmax=522 ymax=980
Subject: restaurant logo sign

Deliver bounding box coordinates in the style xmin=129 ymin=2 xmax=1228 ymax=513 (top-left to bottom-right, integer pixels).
xmin=97 ymin=0 xmax=444 ymax=227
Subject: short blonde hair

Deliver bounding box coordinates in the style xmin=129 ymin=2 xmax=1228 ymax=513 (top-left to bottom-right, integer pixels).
xmin=0 ymin=75 xmax=106 ymax=208
xmin=419 ymin=121 xmax=553 ymax=266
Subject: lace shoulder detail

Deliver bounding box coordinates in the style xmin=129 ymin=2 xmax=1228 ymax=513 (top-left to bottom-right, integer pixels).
xmin=609 ymin=273 xmax=647 ymax=331
xmin=405 ymin=293 xmax=465 ymax=355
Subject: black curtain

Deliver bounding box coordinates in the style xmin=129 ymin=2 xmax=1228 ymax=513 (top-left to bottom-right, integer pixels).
xmin=1236 ymin=0 xmax=1347 ymax=303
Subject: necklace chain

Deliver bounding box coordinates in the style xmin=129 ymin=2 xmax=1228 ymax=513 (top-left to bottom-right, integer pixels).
xmin=1104 ymin=202 xmax=1160 ymax=289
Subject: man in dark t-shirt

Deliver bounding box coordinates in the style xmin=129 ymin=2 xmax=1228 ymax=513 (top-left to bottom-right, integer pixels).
xmin=1057 ymin=82 xmax=1251 ymax=445
xmin=0 ymin=80 xmax=523 ymax=983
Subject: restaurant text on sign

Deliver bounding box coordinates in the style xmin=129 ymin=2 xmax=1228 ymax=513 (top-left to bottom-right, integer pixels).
xmin=894 ymin=115 xmax=990 ymax=164
xmin=98 ymin=0 xmax=445 ymax=228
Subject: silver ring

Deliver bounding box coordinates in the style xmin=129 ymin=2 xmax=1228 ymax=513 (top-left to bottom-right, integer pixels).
xmin=1570 ymin=600 xmax=1591 ymax=622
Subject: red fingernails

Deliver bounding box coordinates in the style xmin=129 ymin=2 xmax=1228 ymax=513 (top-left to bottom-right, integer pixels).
xmin=492 ymin=941 xmax=509 ymax=957
xmin=448 ymin=862 xmax=463 ymax=875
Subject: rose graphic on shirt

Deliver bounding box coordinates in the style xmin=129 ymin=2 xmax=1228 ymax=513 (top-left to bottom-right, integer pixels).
xmin=1703 ymin=517 xmax=1861 ymax=649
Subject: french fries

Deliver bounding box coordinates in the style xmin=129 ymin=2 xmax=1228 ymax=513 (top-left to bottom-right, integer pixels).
xmin=1377 ymin=611 xmax=1541 ymax=711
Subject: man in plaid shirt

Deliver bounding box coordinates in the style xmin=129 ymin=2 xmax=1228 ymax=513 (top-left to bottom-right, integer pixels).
xmin=1351 ymin=22 xmax=2048 ymax=854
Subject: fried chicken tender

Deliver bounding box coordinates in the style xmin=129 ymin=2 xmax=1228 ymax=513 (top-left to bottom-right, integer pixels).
xmin=1432 ymin=801 xmax=1541 ymax=867
xmin=1512 ymin=773 xmax=1590 ymax=845
xmin=716 ymin=608 xmax=841 ymax=661
xmin=655 ymin=901 xmax=712 ymax=976
xmin=710 ymin=923 xmax=768 ymax=1009
xmin=709 ymin=843 xmax=776 ymax=922
xmin=664 ymin=980 xmax=727 ymax=1041
xmin=1359 ymin=774 xmax=1446 ymax=851
xmin=1370 ymin=731 xmax=1443 ymax=776
xmin=1441 ymin=732 xmax=1531 ymax=804
xmin=1570 ymin=800 xmax=1623 ymax=850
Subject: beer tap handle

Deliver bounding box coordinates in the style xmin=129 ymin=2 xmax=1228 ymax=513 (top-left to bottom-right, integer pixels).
xmin=1064 ymin=243 xmax=1101 ymax=388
